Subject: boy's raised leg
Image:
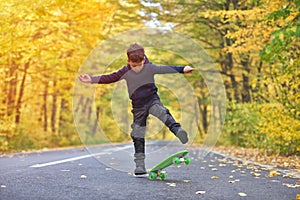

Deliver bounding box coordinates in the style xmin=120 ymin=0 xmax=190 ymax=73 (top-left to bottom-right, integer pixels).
xmin=149 ymin=101 xmax=188 ymax=144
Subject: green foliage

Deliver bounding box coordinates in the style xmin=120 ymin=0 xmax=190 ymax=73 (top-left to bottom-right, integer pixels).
xmin=258 ymin=104 xmax=300 ymax=156
xmin=8 ymin=129 xmax=34 ymax=150
xmin=260 ymin=0 xmax=299 ymax=120
xmin=221 ymin=103 xmax=300 ymax=156
xmin=0 ymin=118 xmax=14 ymax=151
xmin=221 ymin=102 xmax=260 ymax=147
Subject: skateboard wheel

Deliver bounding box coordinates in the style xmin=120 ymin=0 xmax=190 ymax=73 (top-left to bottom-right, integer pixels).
xmin=160 ymin=171 xmax=167 ymax=180
xmin=173 ymin=157 xmax=181 ymax=165
xmin=184 ymin=157 xmax=191 ymax=165
xmin=149 ymin=172 xmax=157 ymax=180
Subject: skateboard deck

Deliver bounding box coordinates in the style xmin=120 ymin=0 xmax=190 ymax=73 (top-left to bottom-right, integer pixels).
xmin=148 ymin=150 xmax=191 ymax=180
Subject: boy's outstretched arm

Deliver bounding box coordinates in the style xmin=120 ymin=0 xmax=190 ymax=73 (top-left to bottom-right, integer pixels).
xmin=78 ymin=66 xmax=129 ymax=84
xmin=152 ymin=65 xmax=195 ymax=74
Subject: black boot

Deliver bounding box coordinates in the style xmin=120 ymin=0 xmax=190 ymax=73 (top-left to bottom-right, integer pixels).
xmin=175 ymin=128 xmax=188 ymax=144
xmin=134 ymin=153 xmax=146 ymax=175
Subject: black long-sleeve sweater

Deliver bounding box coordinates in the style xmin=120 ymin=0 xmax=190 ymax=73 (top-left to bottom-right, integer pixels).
xmin=91 ymin=63 xmax=185 ymax=108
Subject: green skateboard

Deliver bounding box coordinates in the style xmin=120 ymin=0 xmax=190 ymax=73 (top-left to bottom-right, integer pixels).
xmin=148 ymin=150 xmax=191 ymax=181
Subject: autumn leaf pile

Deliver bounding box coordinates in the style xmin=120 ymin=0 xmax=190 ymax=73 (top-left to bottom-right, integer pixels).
xmin=214 ymin=145 xmax=300 ymax=172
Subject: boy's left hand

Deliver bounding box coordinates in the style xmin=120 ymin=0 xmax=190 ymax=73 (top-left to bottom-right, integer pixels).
xmin=183 ymin=66 xmax=194 ymax=73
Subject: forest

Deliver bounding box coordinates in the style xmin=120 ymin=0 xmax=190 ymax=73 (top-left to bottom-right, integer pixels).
xmin=1 ymin=0 xmax=299 ymax=156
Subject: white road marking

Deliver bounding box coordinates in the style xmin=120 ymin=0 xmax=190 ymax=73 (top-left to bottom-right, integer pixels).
xmin=30 ymin=145 xmax=132 ymax=168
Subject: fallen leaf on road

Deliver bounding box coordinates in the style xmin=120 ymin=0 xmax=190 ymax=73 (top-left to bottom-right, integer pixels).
xmin=196 ymin=191 xmax=206 ymax=195
xmin=227 ymin=160 xmax=234 ymax=164
xmin=247 ymin=166 xmax=254 ymax=170
xmin=251 ymin=172 xmax=261 ymax=177
xmin=218 ymin=158 xmax=227 ymax=163
xmin=229 ymin=179 xmax=240 ymax=183
xmin=238 ymin=192 xmax=247 ymax=197
xmin=282 ymin=183 xmax=300 ymax=188
xmin=283 ymin=173 xmax=295 ymax=178
xmin=166 ymin=183 xmax=176 ymax=187
xmin=80 ymin=175 xmax=87 ymax=179
xmin=110 ymin=162 xmax=118 ymax=165
xmin=271 ymin=180 xmax=281 ymax=183
xmin=268 ymin=170 xmax=280 ymax=177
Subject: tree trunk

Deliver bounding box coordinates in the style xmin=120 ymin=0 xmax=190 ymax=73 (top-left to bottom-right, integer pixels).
xmin=241 ymin=56 xmax=251 ymax=103
xmin=7 ymin=62 xmax=18 ymax=118
xmin=59 ymin=98 xmax=67 ymax=135
xmin=242 ymin=74 xmax=251 ymax=102
xmin=223 ymin=0 xmax=241 ymax=102
xmin=194 ymin=103 xmax=204 ymax=137
xmin=15 ymin=62 xmax=30 ymax=124
xmin=51 ymin=78 xmax=57 ymax=134
xmin=229 ymin=73 xmax=240 ymax=102
xmin=43 ymin=82 xmax=48 ymax=132
xmin=92 ymin=106 xmax=100 ymax=134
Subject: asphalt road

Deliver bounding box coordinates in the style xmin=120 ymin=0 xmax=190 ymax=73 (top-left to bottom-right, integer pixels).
xmin=0 ymin=141 xmax=299 ymax=200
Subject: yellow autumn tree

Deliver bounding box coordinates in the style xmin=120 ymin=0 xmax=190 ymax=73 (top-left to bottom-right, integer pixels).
xmin=0 ymin=0 xmax=116 ymax=150
xmin=216 ymin=0 xmax=300 ymax=155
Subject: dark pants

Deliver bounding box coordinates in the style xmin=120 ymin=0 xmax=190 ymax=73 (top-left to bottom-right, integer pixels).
xmin=131 ymin=99 xmax=181 ymax=154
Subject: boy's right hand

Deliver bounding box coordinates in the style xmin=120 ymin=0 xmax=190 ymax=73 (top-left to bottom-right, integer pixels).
xmin=78 ymin=74 xmax=92 ymax=83
xmin=183 ymin=66 xmax=195 ymax=73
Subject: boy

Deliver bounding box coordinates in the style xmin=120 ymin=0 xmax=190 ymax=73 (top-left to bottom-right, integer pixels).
xmin=79 ymin=44 xmax=194 ymax=175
